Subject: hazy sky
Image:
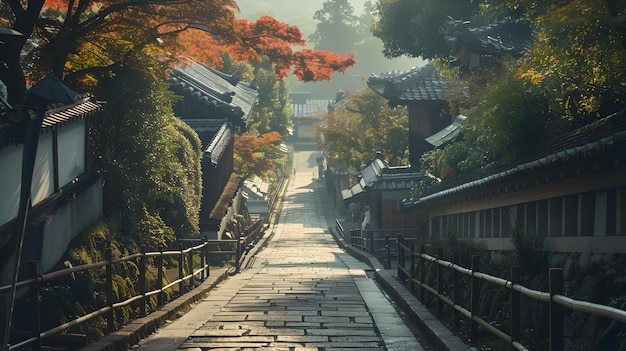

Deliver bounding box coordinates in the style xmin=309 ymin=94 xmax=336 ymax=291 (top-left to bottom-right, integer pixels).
xmin=236 ymin=0 xmax=372 ymax=37
xmin=234 ymin=0 xmax=424 ymax=97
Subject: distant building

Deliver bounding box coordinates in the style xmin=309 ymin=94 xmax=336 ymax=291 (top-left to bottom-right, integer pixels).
xmin=367 ymin=63 xmax=451 ymax=168
xmin=289 ymin=92 xmax=334 ymax=142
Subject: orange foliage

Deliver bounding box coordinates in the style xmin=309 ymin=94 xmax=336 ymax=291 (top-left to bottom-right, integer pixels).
xmin=33 ymin=0 xmax=354 ymax=84
xmin=233 ymin=132 xmax=282 ymax=178
xmin=175 ymin=29 xmax=227 ymax=69
xmin=226 ymin=16 xmax=355 ymax=81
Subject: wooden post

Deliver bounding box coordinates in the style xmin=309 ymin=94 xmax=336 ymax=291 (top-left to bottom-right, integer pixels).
xmin=419 ymin=244 xmax=426 ymax=302
xmin=397 ymin=234 xmax=404 ymax=281
xmin=201 ymin=236 xmax=207 ymax=280
xmin=410 ymin=243 xmax=416 ymax=294
xmin=511 ymin=266 xmax=520 ymax=351
xmin=367 ymin=230 xmax=374 ymax=253
xmin=385 ymin=234 xmax=391 ymax=270
xmin=178 ymin=243 xmax=184 ymax=294
xmin=549 ymin=268 xmax=564 ymax=351
xmin=139 ymin=245 xmax=146 ymax=317
xmin=470 ymin=255 xmax=480 ymax=342
xmin=235 ymin=238 xmax=242 ymax=274
xmin=157 ymin=246 xmax=164 ymax=307
xmin=105 ymin=248 xmax=114 ymax=333
xmin=453 ymin=252 xmax=461 ymax=331
xmin=437 ymin=247 xmax=444 ymax=317
xmin=28 ymin=261 xmax=41 ymax=351
xmin=187 ymin=246 xmax=194 ymax=289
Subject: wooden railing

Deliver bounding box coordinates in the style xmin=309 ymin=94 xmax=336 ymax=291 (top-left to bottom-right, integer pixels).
xmin=396 ymin=236 xmax=626 ymax=351
xmin=1 ymin=218 xmax=265 ymax=350
xmin=344 ymin=227 xmax=420 ymax=270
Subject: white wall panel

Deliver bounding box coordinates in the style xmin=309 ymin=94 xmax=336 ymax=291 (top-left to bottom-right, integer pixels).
xmin=0 ymin=145 xmax=22 ymax=226
xmin=58 ymin=120 xmax=85 ymax=186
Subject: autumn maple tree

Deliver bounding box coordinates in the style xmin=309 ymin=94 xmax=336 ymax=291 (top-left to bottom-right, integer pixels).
xmin=0 ymin=0 xmax=355 ymax=105
xmin=233 ymin=132 xmax=283 ymax=180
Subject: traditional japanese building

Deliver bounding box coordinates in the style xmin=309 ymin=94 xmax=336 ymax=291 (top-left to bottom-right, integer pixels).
xmin=341 ymin=152 xmax=423 ymax=231
xmin=400 ymin=111 xmax=626 ymax=253
xmin=0 ymin=92 xmax=102 ymax=279
xmin=367 ymin=63 xmax=451 ymax=168
xmin=169 ymin=60 xmax=258 ymax=239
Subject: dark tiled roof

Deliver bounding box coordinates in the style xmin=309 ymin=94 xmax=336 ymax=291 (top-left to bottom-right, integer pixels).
xmin=41 ymin=98 xmax=101 ymax=129
xmin=342 ymin=153 xmax=423 ymax=202
xmin=400 ymin=110 xmax=626 ymax=210
xmin=444 ymin=19 xmax=533 ymax=57
xmin=180 ymin=118 xmax=229 ymax=133
xmin=0 ymin=96 xmax=101 ymax=149
xmin=204 ymin=123 xmax=232 ymax=166
xmin=169 ymin=60 xmax=258 ymax=127
xmin=425 ymin=115 xmax=467 ymax=147
xmin=367 ymin=63 xmax=448 ymax=106
xmin=291 ymin=99 xmax=334 ymax=119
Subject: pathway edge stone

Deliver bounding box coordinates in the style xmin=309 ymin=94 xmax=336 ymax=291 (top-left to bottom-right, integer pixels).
xmin=79 ymin=268 xmax=229 ymax=351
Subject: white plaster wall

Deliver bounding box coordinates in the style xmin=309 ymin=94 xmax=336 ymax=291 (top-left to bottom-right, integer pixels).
xmin=57 ymin=120 xmax=85 ymax=186
xmin=31 ymin=133 xmax=54 ymax=206
xmin=0 ymin=145 xmax=22 ymax=226
xmin=40 ymin=180 xmax=103 ymax=271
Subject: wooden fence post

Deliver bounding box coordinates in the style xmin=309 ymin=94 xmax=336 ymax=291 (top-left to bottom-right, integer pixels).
xmin=397 ymin=234 xmax=404 ymax=281
xmin=410 ymin=243 xmax=416 ymax=294
xmin=235 ymin=238 xmax=242 ymax=274
xmin=187 ymin=245 xmax=194 ymax=289
xmin=470 ymin=255 xmax=480 ymax=342
xmin=550 ymin=268 xmax=564 ymax=351
xmin=178 ymin=243 xmax=184 ymax=294
xmin=28 ymin=261 xmax=41 ymax=351
xmin=367 ymin=230 xmax=374 ymax=253
xmin=453 ymin=252 xmax=461 ymax=331
xmin=201 ymin=236 xmax=207 ymax=280
xmin=437 ymin=247 xmax=444 ymax=317
xmin=157 ymin=246 xmax=164 ymax=307
xmin=105 ymin=247 xmax=114 ymax=333
xmin=419 ymin=244 xmax=426 ymax=302
xmin=139 ymin=245 xmax=146 ymax=317
xmin=385 ymin=234 xmax=391 ymax=270
xmin=511 ymin=266 xmax=520 ymax=351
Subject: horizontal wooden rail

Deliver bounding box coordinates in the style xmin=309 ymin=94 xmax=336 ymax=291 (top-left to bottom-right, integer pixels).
xmin=1 ymin=218 xmax=267 ymax=351
xmin=396 ymin=237 xmax=626 ymax=351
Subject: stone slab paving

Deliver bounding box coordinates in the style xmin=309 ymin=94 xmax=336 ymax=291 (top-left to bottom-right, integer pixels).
xmin=135 ymin=150 xmax=425 ymax=351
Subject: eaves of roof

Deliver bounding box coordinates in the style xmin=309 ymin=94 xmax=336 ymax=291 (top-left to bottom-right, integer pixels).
xmin=444 ymin=19 xmax=533 ymax=58
xmin=0 ymin=96 xmax=101 ymax=149
xmin=400 ymin=110 xmax=626 ymax=210
xmin=204 ymin=123 xmax=232 ymax=166
xmin=170 ymin=60 xmax=258 ymax=122
xmin=425 ymin=115 xmax=467 ymax=147
xmin=209 ymin=173 xmax=243 ymax=220
xmin=367 ymin=63 xmax=448 ymax=106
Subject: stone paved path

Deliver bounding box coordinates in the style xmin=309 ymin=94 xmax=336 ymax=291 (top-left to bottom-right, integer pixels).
xmin=134 ymin=150 xmax=424 ymax=351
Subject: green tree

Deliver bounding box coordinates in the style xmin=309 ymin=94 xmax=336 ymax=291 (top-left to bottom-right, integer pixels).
xmin=318 ymin=89 xmax=409 ymax=169
xmin=245 ymin=61 xmax=293 ymax=138
xmin=512 ymin=0 xmax=626 ymax=121
xmin=309 ymin=0 xmax=359 ymax=53
xmin=90 ymin=67 xmax=203 ymax=241
xmin=415 ymin=0 xmax=626 ymax=181
xmin=372 ymin=0 xmax=481 ymax=59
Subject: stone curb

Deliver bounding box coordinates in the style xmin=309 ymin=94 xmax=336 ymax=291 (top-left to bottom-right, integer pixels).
xmin=79 ymin=268 xmax=229 ymax=351
xmin=328 ymin=227 xmax=468 ymax=351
